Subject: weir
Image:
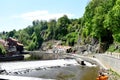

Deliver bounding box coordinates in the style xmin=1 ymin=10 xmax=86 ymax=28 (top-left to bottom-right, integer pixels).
xmin=0 ymin=58 xmax=98 ymax=80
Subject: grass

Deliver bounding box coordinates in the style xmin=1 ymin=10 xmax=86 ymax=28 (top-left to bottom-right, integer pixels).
xmin=108 ymin=69 xmax=120 ymax=80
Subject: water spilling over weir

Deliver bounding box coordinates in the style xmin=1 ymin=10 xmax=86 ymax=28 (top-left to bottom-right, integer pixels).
xmin=0 ymin=58 xmax=99 ymax=80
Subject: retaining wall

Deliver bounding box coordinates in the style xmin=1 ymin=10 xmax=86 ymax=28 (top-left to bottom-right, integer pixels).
xmin=95 ymin=54 xmax=120 ymax=74
xmin=72 ymin=54 xmax=108 ymax=71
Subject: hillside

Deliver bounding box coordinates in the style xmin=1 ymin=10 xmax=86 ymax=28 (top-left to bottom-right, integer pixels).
xmin=1 ymin=0 xmax=120 ymax=53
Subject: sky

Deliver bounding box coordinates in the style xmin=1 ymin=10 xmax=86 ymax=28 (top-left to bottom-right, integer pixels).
xmin=0 ymin=0 xmax=90 ymax=32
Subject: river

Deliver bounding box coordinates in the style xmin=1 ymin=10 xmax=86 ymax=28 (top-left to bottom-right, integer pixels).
xmin=0 ymin=59 xmax=99 ymax=80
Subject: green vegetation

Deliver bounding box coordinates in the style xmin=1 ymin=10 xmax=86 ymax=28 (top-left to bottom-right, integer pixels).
xmin=107 ymin=44 xmax=116 ymax=52
xmin=0 ymin=15 xmax=81 ymax=51
xmin=82 ymin=0 xmax=120 ymax=52
xmin=1 ymin=0 xmax=120 ymax=52
xmin=108 ymin=69 xmax=120 ymax=80
xmin=0 ymin=44 xmax=6 ymax=55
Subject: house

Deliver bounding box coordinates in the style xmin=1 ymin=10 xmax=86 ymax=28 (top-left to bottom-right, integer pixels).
xmin=0 ymin=38 xmax=24 ymax=61
xmin=0 ymin=37 xmax=24 ymax=54
xmin=7 ymin=37 xmax=24 ymax=53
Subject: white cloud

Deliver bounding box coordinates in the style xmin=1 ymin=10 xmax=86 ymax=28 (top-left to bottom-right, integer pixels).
xmin=13 ymin=10 xmax=74 ymax=21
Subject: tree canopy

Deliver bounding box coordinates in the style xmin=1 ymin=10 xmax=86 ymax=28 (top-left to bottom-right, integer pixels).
xmin=1 ymin=0 xmax=120 ymax=52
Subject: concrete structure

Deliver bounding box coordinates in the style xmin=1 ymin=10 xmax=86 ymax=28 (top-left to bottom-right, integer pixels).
xmin=95 ymin=54 xmax=120 ymax=74
xmin=71 ymin=54 xmax=108 ymax=71
xmin=0 ymin=58 xmax=98 ymax=80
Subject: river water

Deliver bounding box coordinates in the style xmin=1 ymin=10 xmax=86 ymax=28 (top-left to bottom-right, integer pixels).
xmin=0 ymin=59 xmax=99 ymax=80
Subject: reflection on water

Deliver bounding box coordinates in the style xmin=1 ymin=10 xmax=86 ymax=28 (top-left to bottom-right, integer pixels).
xmin=11 ymin=66 xmax=98 ymax=80
xmin=55 ymin=66 xmax=99 ymax=80
xmin=80 ymin=66 xmax=99 ymax=80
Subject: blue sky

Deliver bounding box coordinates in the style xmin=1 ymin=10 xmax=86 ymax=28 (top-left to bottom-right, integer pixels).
xmin=0 ymin=0 xmax=90 ymax=32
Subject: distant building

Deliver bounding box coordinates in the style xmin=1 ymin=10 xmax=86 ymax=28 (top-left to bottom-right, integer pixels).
xmin=0 ymin=37 xmax=24 ymax=55
xmin=7 ymin=37 xmax=24 ymax=53
xmin=53 ymin=45 xmax=72 ymax=53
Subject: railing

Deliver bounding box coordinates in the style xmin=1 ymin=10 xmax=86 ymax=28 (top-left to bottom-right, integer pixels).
xmin=105 ymin=52 xmax=120 ymax=59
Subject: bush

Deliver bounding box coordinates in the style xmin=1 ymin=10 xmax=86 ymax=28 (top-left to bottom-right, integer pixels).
xmin=27 ymin=41 xmax=37 ymax=51
xmin=0 ymin=44 xmax=6 ymax=55
xmin=107 ymin=44 xmax=115 ymax=52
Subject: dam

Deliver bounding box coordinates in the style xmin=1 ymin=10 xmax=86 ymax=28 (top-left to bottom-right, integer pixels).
xmin=0 ymin=57 xmax=99 ymax=80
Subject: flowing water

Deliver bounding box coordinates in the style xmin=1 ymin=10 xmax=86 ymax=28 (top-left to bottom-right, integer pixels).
xmin=0 ymin=59 xmax=99 ymax=80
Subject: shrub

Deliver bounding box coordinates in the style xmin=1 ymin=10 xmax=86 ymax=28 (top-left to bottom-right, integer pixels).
xmin=0 ymin=44 xmax=6 ymax=55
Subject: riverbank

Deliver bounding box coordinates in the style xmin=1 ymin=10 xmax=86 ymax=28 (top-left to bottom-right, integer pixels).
xmin=95 ymin=54 xmax=120 ymax=74
xmin=86 ymin=53 xmax=120 ymax=80
xmin=23 ymin=52 xmax=120 ymax=80
xmin=2 ymin=49 xmax=120 ymax=80
xmin=108 ymin=69 xmax=120 ymax=80
xmin=73 ymin=53 xmax=120 ymax=80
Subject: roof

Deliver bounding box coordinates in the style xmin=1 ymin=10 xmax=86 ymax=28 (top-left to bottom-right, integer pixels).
xmin=8 ymin=37 xmax=18 ymax=42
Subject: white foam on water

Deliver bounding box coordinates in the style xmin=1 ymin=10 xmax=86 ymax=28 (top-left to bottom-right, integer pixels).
xmin=0 ymin=59 xmax=79 ymax=71
xmin=84 ymin=61 xmax=96 ymax=67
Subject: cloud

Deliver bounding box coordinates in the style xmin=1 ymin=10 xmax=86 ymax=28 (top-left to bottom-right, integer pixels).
xmin=13 ymin=10 xmax=74 ymax=21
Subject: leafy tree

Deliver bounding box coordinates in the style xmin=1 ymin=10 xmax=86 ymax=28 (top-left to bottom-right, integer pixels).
xmin=37 ymin=21 xmax=48 ymax=31
xmin=27 ymin=41 xmax=36 ymax=51
xmin=7 ymin=29 xmax=16 ymax=37
xmin=32 ymin=20 xmax=39 ymax=26
xmin=55 ymin=15 xmax=70 ymax=40
xmin=68 ymin=19 xmax=80 ymax=33
xmin=18 ymin=30 xmax=30 ymax=46
xmin=34 ymin=26 xmax=43 ymax=48
xmin=47 ymin=19 xmax=56 ymax=40
xmin=24 ymin=26 xmax=34 ymax=36
xmin=104 ymin=0 xmax=120 ymax=42
xmin=66 ymin=32 xmax=78 ymax=46
xmin=83 ymin=0 xmax=115 ymax=44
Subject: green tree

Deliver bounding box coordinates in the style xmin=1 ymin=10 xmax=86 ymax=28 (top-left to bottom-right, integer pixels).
xmin=18 ymin=30 xmax=30 ymax=46
xmin=34 ymin=26 xmax=43 ymax=48
xmin=27 ymin=41 xmax=36 ymax=51
xmin=55 ymin=15 xmax=70 ymax=40
xmin=24 ymin=26 xmax=34 ymax=36
xmin=7 ymin=29 xmax=16 ymax=37
xmin=66 ymin=32 xmax=78 ymax=46
xmin=47 ymin=19 xmax=56 ymax=40
xmin=104 ymin=0 xmax=120 ymax=42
